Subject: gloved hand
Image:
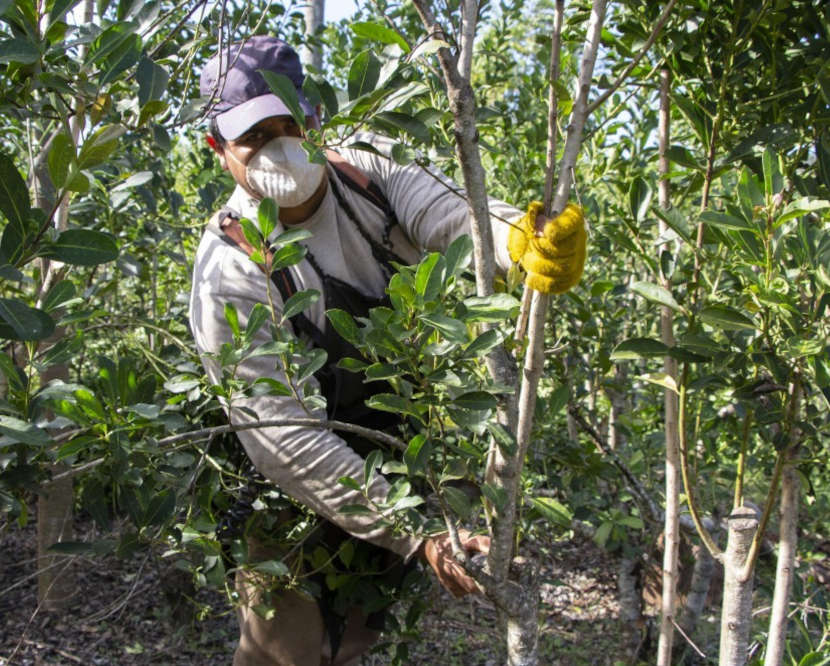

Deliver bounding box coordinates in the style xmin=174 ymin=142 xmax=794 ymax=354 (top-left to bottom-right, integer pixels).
xmin=507 ymin=201 xmax=587 ymax=294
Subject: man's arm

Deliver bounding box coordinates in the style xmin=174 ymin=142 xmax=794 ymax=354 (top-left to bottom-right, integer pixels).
xmin=342 ymin=133 xmax=520 ymax=266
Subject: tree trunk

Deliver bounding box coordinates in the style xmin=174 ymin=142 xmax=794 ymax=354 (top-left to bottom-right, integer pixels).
xmin=719 ymin=505 xmax=759 ymax=666
xmin=618 ymin=555 xmax=643 ymax=659
xmin=679 ymin=540 xmax=716 ymax=643
xmin=764 ymin=463 xmax=799 ymax=666
xmin=505 ymin=557 xmax=540 ymax=666
xmin=302 ymin=0 xmax=325 ymax=71
xmin=36 ymin=472 xmax=75 ymax=608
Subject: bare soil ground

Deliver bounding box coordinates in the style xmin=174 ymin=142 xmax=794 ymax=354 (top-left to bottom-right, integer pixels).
xmin=1 ymin=517 xmax=639 ymax=666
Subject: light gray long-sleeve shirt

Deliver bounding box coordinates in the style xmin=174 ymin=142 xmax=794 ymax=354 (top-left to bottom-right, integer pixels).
xmin=189 ymin=133 xmax=519 ymax=559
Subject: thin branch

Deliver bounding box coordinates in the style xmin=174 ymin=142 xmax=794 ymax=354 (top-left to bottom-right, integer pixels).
xmin=50 ymin=417 xmax=409 ymax=484
xmin=515 ymin=0 xmax=607 ymax=485
xmin=585 ymin=0 xmax=679 ymax=115
xmin=457 ymin=0 xmax=477 ymax=81
xmin=678 ymin=364 xmax=723 ymax=561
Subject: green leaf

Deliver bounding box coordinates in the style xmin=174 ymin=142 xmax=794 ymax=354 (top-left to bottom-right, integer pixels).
xmin=366 ymin=393 xmax=411 ymax=414
xmin=775 ymin=198 xmax=830 ymax=227
xmin=481 ymin=483 xmax=506 ymax=511
xmin=488 ymin=422 xmax=516 ymax=456
xmin=363 ymin=449 xmax=383 ymax=487
xmin=111 ymin=171 xmax=153 ymax=192
xmin=782 ymin=335 xmax=824 ymax=359
xmin=665 ymin=145 xmax=702 ymax=170
xmin=260 ymin=71 xmax=307 ymax=129
xmin=164 ymin=374 xmax=199 ymax=393
xmin=673 ymin=94 xmax=710 ymax=147
xmin=594 ymin=521 xmax=613 ymax=548
xmin=48 ymin=0 xmax=81 ymax=26
xmin=419 ymin=313 xmax=468 ymax=342
xmin=618 ymin=515 xmax=644 ymax=530
xmin=445 ymin=234 xmax=473 ymax=277
xmin=365 ymin=363 xmax=398 ymax=381
xmin=463 ymin=329 xmax=503 ymax=358
xmin=78 ymin=125 xmax=124 ymax=169
xmin=252 ymin=377 xmax=292 ymax=396
xmin=530 ymin=496 xmax=572 ymax=528
xmin=337 ymin=357 xmax=368 ymax=373
xmin=737 ymin=166 xmax=764 ymax=220
xmin=48 ymin=229 xmax=118 ymax=266
xmin=0 ymin=152 xmax=31 ymax=233
xmin=145 ymin=490 xmax=175 ymax=526
xmin=348 ymin=50 xmax=381 ymax=100
xmin=637 ymin=372 xmax=678 ymax=394
xmin=761 ymin=147 xmax=783 ymax=198
xmin=89 ymin=22 xmax=142 ymax=86
xmin=654 ymin=206 xmax=692 ymax=244
xmin=338 ymin=476 xmax=361 ymax=491
xmin=409 ymin=39 xmax=449 ymax=60
xmin=272 ymin=228 xmax=313 ymax=246
xmin=462 ymin=293 xmax=520 ymax=322
xmin=442 ymin=486 xmax=471 ymax=520
xmin=136 ymin=56 xmax=169 ymax=107
xmin=0 ymin=299 xmax=55 ymax=341
xmin=282 ymin=289 xmax=320 ymax=320
xmin=224 ymin=303 xmax=240 ymax=337
xmin=453 ymin=391 xmax=497 ymax=411
xmin=42 ymin=280 xmax=76 ymax=313
xmin=47 ymin=134 xmax=74 ymax=189
xmin=306 ymin=76 xmax=338 ymax=117
xmin=271 ymin=243 xmax=306 ymax=270
xmin=629 ymin=281 xmax=685 ymax=314
xmin=699 ymin=305 xmax=756 ymax=331
xmin=327 ymin=309 xmax=361 ymax=346
xmin=137 ymin=100 xmax=168 ymax=127
xmin=699 ymin=210 xmax=754 ymax=232
xmin=257 ymin=198 xmax=278 ymax=238
xmin=0 ymin=416 xmax=51 ymax=445
xmin=628 ymin=176 xmax=652 ymax=223
xmin=0 ymin=38 xmax=40 ymax=64
xmin=404 ymin=434 xmax=429 ymax=475
xmin=253 ymin=560 xmax=290 ymax=577
xmin=297 ymin=348 xmax=327 ymax=382
xmin=415 ymin=252 xmax=444 ymax=300
xmin=244 ymin=303 xmax=269 ymax=341
xmin=375 ymin=111 xmax=430 ymax=144
xmin=350 ymin=21 xmax=410 ymax=52
xmin=611 ymin=337 xmax=670 ymax=360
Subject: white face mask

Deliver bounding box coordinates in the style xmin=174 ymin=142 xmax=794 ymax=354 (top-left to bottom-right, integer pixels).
xmin=230 ymin=136 xmax=326 ymax=207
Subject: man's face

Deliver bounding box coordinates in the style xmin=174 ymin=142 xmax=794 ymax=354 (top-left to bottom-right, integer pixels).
xmin=211 ymin=115 xmax=304 ymax=194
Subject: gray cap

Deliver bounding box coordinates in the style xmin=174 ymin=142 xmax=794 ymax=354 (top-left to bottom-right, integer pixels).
xmin=199 ymin=36 xmax=315 ymax=140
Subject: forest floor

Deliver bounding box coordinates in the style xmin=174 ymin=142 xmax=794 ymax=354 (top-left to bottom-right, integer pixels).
xmin=2 ymin=516 xmax=709 ymax=666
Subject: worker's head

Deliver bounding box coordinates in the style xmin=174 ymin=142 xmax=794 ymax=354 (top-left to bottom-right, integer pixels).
xmin=200 ymin=36 xmax=325 ymax=208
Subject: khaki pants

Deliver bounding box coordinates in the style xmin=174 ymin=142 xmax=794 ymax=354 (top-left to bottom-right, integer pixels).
xmin=232 ymin=537 xmax=381 ymax=666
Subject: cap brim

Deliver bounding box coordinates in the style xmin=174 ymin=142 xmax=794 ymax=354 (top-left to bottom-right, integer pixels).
xmin=215 ymin=92 xmax=315 ymax=140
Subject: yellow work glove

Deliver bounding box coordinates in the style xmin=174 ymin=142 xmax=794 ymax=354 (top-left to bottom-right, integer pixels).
xmin=507 ymin=201 xmax=587 ymax=294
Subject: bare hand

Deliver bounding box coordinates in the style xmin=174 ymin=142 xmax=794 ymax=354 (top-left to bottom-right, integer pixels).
xmin=420 ymin=530 xmax=490 ymax=598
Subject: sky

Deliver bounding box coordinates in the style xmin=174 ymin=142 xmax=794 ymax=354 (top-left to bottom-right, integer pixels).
xmin=324 ymin=1 xmax=359 ymax=23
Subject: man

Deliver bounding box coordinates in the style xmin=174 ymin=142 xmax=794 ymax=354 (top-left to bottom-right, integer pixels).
xmin=190 ymin=36 xmax=584 ymax=666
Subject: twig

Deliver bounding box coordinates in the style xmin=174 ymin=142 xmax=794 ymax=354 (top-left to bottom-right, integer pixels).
xmin=671 ymin=618 xmax=707 ymax=659
xmin=22 ymin=640 xmax=85 ymax=664
xmin=585 ymin=0 xmax=679 ymax=115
